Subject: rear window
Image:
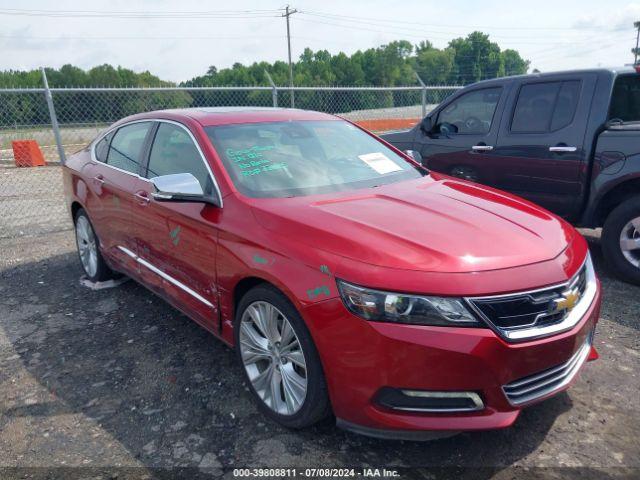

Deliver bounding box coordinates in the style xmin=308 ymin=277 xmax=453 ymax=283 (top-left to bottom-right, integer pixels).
xmin=609 ymin=74 xmax=640 ymax=122
xmin=511 ymin=81 xmax=581 ymax=133
xmin=511 ymin=80 xmax=582 ymax=134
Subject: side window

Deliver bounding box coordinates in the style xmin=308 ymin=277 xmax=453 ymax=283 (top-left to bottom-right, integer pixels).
xmin=609 ymin=74 xmax=640 ymax=122
xmin=147 ymin=123 xmax=212 ymax=194
xmin=550 ymin=81 xmax=580 ymax=130
xmin=436 ymin=87 xmax=502 ymax=134
xmin=511 ymin=81 xmax=580 ymax=133
xmin=106 ymin=122 xmax=152 ymax=174
xmin=511 ymin=83 xmax=559 ymax=133
xmin=94 ymin=131 xmax=113 ymax=163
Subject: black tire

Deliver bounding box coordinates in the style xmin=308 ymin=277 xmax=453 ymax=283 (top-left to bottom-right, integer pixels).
xmin=234 ymin=284 xmax=331 ymax=428
xmin=602 ymin=196 xmax=640 ymax=285
xmin=74 ymin=208 xmax=117 ymax=283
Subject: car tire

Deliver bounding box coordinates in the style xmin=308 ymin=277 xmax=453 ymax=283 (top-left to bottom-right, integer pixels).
xmin=234 ymin=284 xmax=331 ymax=428
xmin=602 ymin=196 xmax=640 ymax=285
xmin=74 ymin=208 xmax=117 ymax=283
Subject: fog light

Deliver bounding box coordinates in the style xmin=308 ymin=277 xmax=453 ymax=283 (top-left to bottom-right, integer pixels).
xmin=375 ymin=387 xmax=484 ymax=413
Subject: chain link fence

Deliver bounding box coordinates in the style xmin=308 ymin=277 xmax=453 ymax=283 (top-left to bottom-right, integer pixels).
xmin=0 ymin=80 xmax=460 ymax=239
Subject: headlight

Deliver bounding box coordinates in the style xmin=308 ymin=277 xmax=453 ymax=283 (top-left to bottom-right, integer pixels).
xmin=336 ymin=280 xmax=482 ymax=327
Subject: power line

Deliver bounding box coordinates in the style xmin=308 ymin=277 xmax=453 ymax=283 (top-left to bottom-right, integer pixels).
xmin=301 ymin=9 xmax=620 ymax=31
xmin=293 ymin=15 xmax=631 ymax=46
xmin=0 ymin=8 xmax=282 ymax=19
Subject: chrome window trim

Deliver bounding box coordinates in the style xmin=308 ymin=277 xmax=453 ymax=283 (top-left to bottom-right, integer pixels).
xmin=464 ymin=254 xmax=597 ymax=342
xmin=502 ymin=331 xmax=592 ymax=406
xmin=117 ymin=246 xmax=214 ymax=308
xmin=391 ymin=390 xmax=485 ymax=413
xmin=90 ymin=118 xmax=223 ymax=207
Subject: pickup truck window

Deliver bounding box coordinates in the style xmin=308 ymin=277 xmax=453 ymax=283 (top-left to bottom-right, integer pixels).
xmin=436 ymin=87 xmax=502 ymax=135
xmin=609 ymin=75 xmax=640 ymax=122
xmin=511 ymin=81 xmax=580 ymax=133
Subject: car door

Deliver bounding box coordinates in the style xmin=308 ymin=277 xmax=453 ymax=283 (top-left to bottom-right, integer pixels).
xmin=132 ymin=121 xmax=221 ymax=329
xmin=492 ymin=74 xmax=596 ymax=218
xmin=83 ymin=121 xmax=154 ymax=273
xmin=419 ymin=86 xmax=507 ymax=181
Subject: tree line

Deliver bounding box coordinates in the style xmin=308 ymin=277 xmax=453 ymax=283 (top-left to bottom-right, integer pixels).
xmin=0 ymin=32 xmax=529 ymax=127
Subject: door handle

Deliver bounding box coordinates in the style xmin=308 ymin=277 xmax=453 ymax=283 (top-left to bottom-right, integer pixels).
xmin=93 ymin=174 xmax=105 ymax=185
xmin=134 ymin=191 xmax=150 ymax=204
xmin=549 ymin=146 xmax=577 ymax=152
xmin=471 ymin=145 xmax=494 ymax=151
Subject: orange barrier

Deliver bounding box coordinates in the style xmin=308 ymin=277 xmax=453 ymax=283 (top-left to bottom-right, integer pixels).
xmin=12 ymin=140 xmax=47 ymax=167
xmin=354 ymin=118 xmax=420 ymax=133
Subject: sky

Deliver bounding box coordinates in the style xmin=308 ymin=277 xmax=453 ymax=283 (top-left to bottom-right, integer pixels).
xmin=0 ymin=0 xmax=638 ymax=83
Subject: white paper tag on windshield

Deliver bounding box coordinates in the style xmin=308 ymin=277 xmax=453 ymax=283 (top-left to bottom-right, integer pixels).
xmin=358 ymin=152 xmax=403 ymax=175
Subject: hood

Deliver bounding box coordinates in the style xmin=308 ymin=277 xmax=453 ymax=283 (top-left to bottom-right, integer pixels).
xmin=251 ymin=176 xmax=574 ymax=273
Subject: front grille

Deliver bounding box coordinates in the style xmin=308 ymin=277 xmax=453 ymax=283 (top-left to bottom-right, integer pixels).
xmin=502 ymin=332 xmax=592 ymax=406
xmin=465 ymin=257 xmax=595 ymax=341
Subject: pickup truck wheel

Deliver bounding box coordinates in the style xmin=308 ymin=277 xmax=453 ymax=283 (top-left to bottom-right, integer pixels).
xmin=602 ymin=196 xmax=640 ymax=285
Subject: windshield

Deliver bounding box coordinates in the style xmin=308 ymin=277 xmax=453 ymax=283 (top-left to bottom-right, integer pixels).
xmin=609 ymin=74 xmax=640 ymax=123
xmin=205 ymin=120 xmax=425 ymax=198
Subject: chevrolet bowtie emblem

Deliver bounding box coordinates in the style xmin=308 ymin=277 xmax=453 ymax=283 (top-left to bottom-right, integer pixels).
xmin=551 ymin=288 xmax=580 ymax=314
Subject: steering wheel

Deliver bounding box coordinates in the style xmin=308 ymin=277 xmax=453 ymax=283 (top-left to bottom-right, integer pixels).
xmin=464 ymin=116 xmax=482 ymax=132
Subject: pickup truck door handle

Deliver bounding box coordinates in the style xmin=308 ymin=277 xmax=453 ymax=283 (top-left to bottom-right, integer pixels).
xmin=549 ymin=146 xmax=577 ymax=152
xmin=93 ymin=174 xmax=105 ymax=185
xmin=134 ymin=191 xmax=151 ymax=205
xmin=472 ymin=145 xmax=494 ymax=151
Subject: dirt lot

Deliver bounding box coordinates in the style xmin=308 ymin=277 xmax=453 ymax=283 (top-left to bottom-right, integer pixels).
xmin=0 ymin=228 xmax=638 ymax=479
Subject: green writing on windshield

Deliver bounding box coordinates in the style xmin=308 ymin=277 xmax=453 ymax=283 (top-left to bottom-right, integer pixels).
xmin=226 ymin=145 xmax=285 ymax=177
xmin=241 ymin=162 xmax=287 ymax=176
xmin=226 ymin=145 xmax=275 ymax=164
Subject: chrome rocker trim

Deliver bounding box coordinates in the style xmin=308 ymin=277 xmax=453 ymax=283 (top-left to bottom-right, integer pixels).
xmin=117 ymin=246 xmax=213 ymax=308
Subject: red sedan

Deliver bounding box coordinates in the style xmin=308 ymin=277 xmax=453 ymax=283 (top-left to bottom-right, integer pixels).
xmin=63 ymin=108 xmax=601 ymax=440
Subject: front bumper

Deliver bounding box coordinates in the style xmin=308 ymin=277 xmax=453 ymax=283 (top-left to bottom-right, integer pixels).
xmin=302 ymin=281 xmax=601 ymax=437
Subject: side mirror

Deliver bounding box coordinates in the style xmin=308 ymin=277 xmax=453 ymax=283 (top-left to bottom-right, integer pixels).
xmin=420 ymin=117 xmax=433 ymax=134
xmin=151 ymin=173 xmax=219 ymax=206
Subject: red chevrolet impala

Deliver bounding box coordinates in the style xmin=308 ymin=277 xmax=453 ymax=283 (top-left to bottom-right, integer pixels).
xmin=63 ymin=107 xmax=601 ymax=440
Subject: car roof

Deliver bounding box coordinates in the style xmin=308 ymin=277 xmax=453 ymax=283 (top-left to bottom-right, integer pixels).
xmin=130 ymin=107 xmax=339 ymax=127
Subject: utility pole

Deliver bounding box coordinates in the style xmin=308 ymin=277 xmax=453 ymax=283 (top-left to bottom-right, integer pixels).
xmin=634 ymin=21 xmax=640 ymax=65
xmin=282 ymin=5 xmax=297 ymax=108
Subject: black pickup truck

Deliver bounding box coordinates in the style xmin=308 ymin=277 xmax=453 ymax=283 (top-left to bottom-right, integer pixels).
xmin=382 ymin=67 xmax=640 ymax=284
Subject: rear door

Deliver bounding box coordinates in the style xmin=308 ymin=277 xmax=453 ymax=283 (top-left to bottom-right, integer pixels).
xmin=419 ymin=86 xmax=507 ymax=180
xmin=132 ymin=121 xmax=221 ymax=329
xmin=85 ymin=121 xmax=153 ymax=272
xmin=492 ymin=74 xmax=596 ymax=217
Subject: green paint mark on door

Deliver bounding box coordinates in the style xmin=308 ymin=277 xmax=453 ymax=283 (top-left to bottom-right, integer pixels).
xmin=169 ymin=226 xmax=181 ymax=246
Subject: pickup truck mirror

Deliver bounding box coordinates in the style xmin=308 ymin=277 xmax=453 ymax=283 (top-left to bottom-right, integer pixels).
xmin=420 ymin=117 xmax=433 ymax=134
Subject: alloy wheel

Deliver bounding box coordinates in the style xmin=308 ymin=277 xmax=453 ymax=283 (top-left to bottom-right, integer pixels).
xmin=619 ymin=216 xmax=640 ymax=268
xmin=76 ymin=216 xmax=98 ymax=277
xmin=239 ymin=301 xmax=308 ymax=415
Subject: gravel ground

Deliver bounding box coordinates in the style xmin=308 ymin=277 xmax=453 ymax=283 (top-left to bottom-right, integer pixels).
xmin=0 ymin=228 xmax=638 ymax=480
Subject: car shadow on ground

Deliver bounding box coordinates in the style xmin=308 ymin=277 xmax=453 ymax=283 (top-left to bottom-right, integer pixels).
xmin=0 ymin=251 xmax=625 ymax=479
